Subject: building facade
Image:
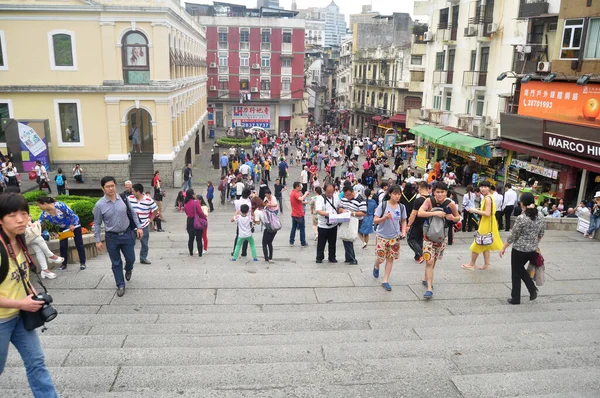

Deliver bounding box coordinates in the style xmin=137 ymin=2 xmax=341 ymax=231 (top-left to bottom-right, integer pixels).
xmin=296 ymin=1 xmax=347 ymax=49
xmin=187 ymin=2 xmax=305 ymax=134
xmin=0 ymin=0 xmax=208 ymax=186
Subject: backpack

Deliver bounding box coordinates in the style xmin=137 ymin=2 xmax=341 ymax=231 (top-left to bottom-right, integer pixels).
xmin=56 ymin=174 xmax=64 ymax=186
xmin=424 ymin=199 xmax=452 ymax=243
xmin=373 ymin=189 xmax=384 ymax=206
xmin=263 ymin=209 xmax=282 ymax=232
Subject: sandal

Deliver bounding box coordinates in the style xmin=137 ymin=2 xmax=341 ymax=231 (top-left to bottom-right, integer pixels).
xmin=477 ymin=264 xmax=490 ymax=270
xmin=461 ymin=264 xmax=475 ymax=270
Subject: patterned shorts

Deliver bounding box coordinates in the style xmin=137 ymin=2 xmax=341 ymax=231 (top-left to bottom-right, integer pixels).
xmin=423 ymin=239 xmax=447 ymax=261
xmin=375 ymin=236 xmax=400 ymax=260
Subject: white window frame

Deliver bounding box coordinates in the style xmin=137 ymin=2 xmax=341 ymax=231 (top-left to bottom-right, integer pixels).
xmin=584 ymin=18 xmax=600 ymax=59
xmin=475 ymin=94 xmax=485 ymax=116
xmin=0 ymin=99 xmax=14 ymax=146
xmin=444 ymin=91 xmax=452 ymax=111
xmin=261 ymin=54 xmax=270 ymax=67
xmin=239 ymin=52 xmax=249 ymax=66
xmin=218 ymin=51 xmax=228 ymax=66
xmin=282 ymin=58 xmax=292 ymax=68
xmin=0 ymin=31 xmax=8 ymax=70
xmin=48 ymin=30 xmax=78 ymax=71
xmin=239 ymin=28 xmax=250 ymax=42
xmin=281 ymin=77 xmax=291 ymax=91
xmin=410 ymin=55 xmax=422 ymax=66
xmin=560 ymin=19 xmax=584 ymax=60
xmin=53 ymin=99 xmax=84 ymax=147
xmin=433 ymin=95 xmax=442 ymax=110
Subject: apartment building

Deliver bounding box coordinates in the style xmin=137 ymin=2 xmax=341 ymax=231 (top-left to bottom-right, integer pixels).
xmin=186 ymin=2 xmax=305 ymax=133
xmin=333 ymin=36 xmax=353 ymax=129
xmin=0 ymin=0 xmax=208 ymax=185
xmin=296 ymin=1 xmax=347 ymax=49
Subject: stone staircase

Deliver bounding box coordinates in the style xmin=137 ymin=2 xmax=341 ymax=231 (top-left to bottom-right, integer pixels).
xmin=129 ymin=152 xmax=155 ymax=186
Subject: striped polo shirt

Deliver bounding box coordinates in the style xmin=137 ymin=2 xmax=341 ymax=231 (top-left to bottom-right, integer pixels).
xmin=340 ymin=195 xmax=367 ymax=220
xmin=128 ymin=194 xmax=158 ymax=228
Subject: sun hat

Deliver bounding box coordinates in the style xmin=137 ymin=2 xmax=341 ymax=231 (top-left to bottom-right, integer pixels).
xmin=595 ymin=191 xmax=600 ymax=198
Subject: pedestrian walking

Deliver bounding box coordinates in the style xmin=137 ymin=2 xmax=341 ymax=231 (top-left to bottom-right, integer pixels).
xmin=274 ymin=178 xmax=286 ymax=213
xmin=36 ymin=196 xmax=87 ymax=271
xmin=461 ymin=185 xmax=477 ymax=232
xmin=584 ymin=192 xmax=600 ymax=239
xmin=407 ymin=181 xmax=430 ymax=263
xmin=358 ymin=188 xmax=376 ymax=248
xmin=182 ymin=163 xmax=193 ymax=191
xmin=417 ymin=181 xmax=461 ymax=299
xmin=183 ymin=189 xmax=207 ymax=257
xmin=232 ymin=188 xmax=252 ymax=257
xmin=25 ymin=217 xmax=62 ymax=279
xmin=206 ymin=181 xmax=215 ymax=212
xmin=0 ymin=193 xmax=59 ymax=398
xmin=255 ymin=194 xmax=278 ymax=263
xmin=500 ymin=192 xmax=544 ymax=305
xmin=151 ymin=171 xmax=165 ymax=221
xmin=339 ymin=185 xmax=367 ymax=265
xmin=289 ymin=181 xmax=309 ymax=247
xmin=462 ymin=181 xmax=504 ymax=270
xmin=197 ymin=195 xmax=209 ymax=254
xmin=315 ymin=183 xmax=340 ymax=263
xmin=231 ymin=204 xmax=258 ymax=261
xmin=34 ymin=160 xmax=51 ymax=194
xmin=309 ymin=186 xmax=323 ymax=240
xmin=372 ymin=184 xmax=407 ymax=291
xmin=220 ymin=152 xmax=229 ymax=176
xmin=128 ymin=184 xmax=158 ymax=265
xmin=278 ymin=157 xmax=288 ymax=186
xmin=502 ymin=183 xmax=518 ymax=231
xmin=93 ymin=176 xmax=143 ymax=297
xmin=218 ymin=176 xmax=227 ymax=205
xmin=492 ymin=185 xmax=504 ymax=230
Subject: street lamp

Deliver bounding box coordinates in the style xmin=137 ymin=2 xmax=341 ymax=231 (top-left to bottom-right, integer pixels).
xmin=543 ymin=71 xmax=571 ymax=83
xmin=576 ymin=74 xmax=600 ymax=86
xmin=497 ymin=71 xmax=517 ymax=81
xmin=521 ymin=74 xmax=533 ymax=84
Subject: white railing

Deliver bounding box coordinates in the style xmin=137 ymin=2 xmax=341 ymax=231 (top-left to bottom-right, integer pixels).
xmin=218 ymin=89 xmax=228 ymax=97
xmin=239 ymin=65 xmax=250 ymax=74
xmin=282 ymin=42 xmax=292 ymax=53
xmin=260 ymin=90 xmax=270 ymax=99
xmin=261 ymin=67 xmax=271 ymax=75
xmin=280 ymin=90 xmax=291 ymax=99
xmin=261 ymin=42 xmax=271 ymax=51
xmin=218 ymin=42 xmax=228 ymax=50
xmin=281 ymin=66 xmax=292 ymax=75
xmin=218 ymin=66 xmax=229 ymax=74
xmin=240 ymin=42 xmax=250 ymax=50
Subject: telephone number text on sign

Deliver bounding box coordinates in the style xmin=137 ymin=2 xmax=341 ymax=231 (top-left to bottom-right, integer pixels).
xmin=522 ymin=99 xmax=553 ymax=109
xmin=241 ymin=122 xmax=270 ymax=128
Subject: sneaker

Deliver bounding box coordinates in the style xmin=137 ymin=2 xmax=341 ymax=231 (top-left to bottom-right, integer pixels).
xmin=202 ymin=250 xmax=208 ymax=254
xmin=231 ymin=258 xmax=236 ymax=262
xmin=415 ymin=256 xmax=424 ymax=264
xmin=423 ymin=290 xmax=433 ymax=299
xmin=57 ymin=265 xmax=67 ymax=271
xmin=80 ymin=264 xmax=86 ymax=270
xmin=48 ymin=255 xmax=64 ymax=264
xmin=253 ymin=258 xmax=259 ymax=262
xmin=40 ymin=270 xmax=57 ymax=279
xmin=381 ymin=282 xmax=392 ymax=291
xmin=373 ymin=267 xmax=379 ymax=278
xmin=289 ymin=243 xmax=294 ymax=247
xmin=301 ymin=244 xmax=309 ymax=248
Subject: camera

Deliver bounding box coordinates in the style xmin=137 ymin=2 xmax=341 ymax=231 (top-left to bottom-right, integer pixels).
xmin=32 ymin=293 xmax=58 ymax=322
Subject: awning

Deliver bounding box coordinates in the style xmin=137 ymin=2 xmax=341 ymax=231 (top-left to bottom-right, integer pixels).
xmin=501 ymin=139 xmax=600 ymax=174
xmin=436 ymin=133 xmax=490 ymax=153
xmin=411 ymin=125 xmax=492 ymax=158
xmin=389 ymin=113 xmax=406 ymax=123
xmin=395 ymin=139 xmax=415 ymax=146
xmin=371 ymin=116 xmax=382 ymax=122
xmin=410 ymin=125 xmax=451 ymax=142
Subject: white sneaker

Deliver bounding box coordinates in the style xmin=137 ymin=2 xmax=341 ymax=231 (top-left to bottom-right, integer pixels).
xmin=41 ymin=270 xmax=57 ymax=279
xmin=48 ymin=255 xmax=64 ymax=264
xmin=202 ymin=250 xmax=207 ymax=254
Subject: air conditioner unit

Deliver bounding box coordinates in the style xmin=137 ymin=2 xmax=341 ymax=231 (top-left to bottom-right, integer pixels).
xmin=250 ymin=87 xmax=258 ymax=93
xmin=474 ymin=124 xmax=485 ymax=138
xmin=423 ymin=31 xmax=433 ymax=42
xmin=523 ymin=45 xmax=532 ymax=54
xmin=209 ymin=85 xmax=216 ymax=91
xmin=464 ymin=26 xmax=476 ymax=37
xmin=486 ymin=23 xmax=498 ymax=34
xmin=252 ymin=64 xmax=261 ymax=69
xmin=209 ymin=62 xmax=217 ymax=68
xmin=484 ymin=126 xmax=499 ymax=140
xmin=537 ymin=61 xmax=551 ymax=72
xmin=419 ymin=109 xmax=429 ymax=120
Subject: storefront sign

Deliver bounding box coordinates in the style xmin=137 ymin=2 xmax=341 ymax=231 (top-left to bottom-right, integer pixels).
xmin=384 ymin=133 xmax=397 ymax=150
xmin=518 ymin=81 xmax=600 ymax=128
xmin=511 ymin=159 xmax=559 ymax=179
xmin=543 ymin=131 xmax=600 ymax=162
xmin=232 ymin=105 xmax=270 ymax=128
xmin=207 ymin=107 xmax=214 ymax=126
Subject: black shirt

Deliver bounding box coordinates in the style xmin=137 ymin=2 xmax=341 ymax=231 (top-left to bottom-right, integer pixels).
xmin=184 ymin=167 xmax=192 ymax=181
xmin=274 ymin=183 xmax=284 ymax=198
xmin=411 ymin=195 xmax=430 ymax=229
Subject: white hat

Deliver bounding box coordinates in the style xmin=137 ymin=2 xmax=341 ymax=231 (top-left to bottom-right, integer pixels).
xmin=595 ymin=191 xmax=600 ymax=198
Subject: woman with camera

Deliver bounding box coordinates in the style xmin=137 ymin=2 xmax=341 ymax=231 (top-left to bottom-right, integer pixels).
xmin=0 ymin=193 xmax=59 ymax=397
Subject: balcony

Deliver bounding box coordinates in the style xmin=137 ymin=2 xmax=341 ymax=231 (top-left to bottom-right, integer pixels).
xmin=260 ymin=67 xmax=271 ymax=75
xmin=218 ymin=66 xmax=229 ymax=75
xmin=282 ymin=42 xmax=292 ymax=54
xmin=433 ymin=70 xmax=455 ymax=85
xmin=218 ymin=89 xmax=228 ymax=98
xmin=281 ymin=66 xmax=292 ymax=75
xmin=280 ymin=90 xmax=291 ymax=99
xmin=438 ymin=26 xmax=459 ymax=43
xmin=261 ymin=42 xmax=271 ymax=51
xmin=409 ymin=80 xmax=424 ymax=92
xmin=260 ymin=90 xmax=270 ymax=99
xmin=519 ymin=0 xmax=549 ymax=18
xmin=218 ymin=41 xmax=228 ymax=50
xmin=462 ymin=70 xmax=488 ymax=87
xmin=239 ymin=42 xmax=250 ymax=51
xmin=239 ymin=65 xmax=250 ymax=74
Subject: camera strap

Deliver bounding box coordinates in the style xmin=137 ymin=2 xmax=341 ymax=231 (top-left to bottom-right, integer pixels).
xmin=0 ymin=230 xmax=48 ymax=294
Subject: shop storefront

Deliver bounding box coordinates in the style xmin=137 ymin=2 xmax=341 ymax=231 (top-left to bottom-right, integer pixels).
xmin=500 ymin=81 xmax=600 ymax=207
xmin=410 ymin=125 xmax=501 ymax=185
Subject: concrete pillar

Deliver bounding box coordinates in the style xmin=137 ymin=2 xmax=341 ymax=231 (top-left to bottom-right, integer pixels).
xmin=578 ymin=169 xmax=588 ymax=204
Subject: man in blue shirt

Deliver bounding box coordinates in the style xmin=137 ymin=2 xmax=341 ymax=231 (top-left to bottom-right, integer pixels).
xmin=220 ymin=152 xmax=229 ymax=176
xmin=278 ymin=157 xmax=288 ymax=186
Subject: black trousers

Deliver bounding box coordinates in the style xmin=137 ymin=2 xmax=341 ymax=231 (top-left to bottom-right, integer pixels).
xmin=342 ymin=240 xmax=356 ymax=262
xmin=407 ymin=225 xmax=424 ymax=259
xmin=186 ymin=218 xmax=203 ymax=256
xmin=262 ymin=230 xmax=277 ymax=260
xmin=232 ymin=226 xmax=248 ymax=256
xmin=265 ymin=169 xmax=270 ymax=181
xmin=317 ymin=226 xmax=337 ymax=262
xmin=462 ymin=210 xmax=476 ymax=232
xmin=510 ymin=249 xmax=537 ymax=303
xmin=495 ymin=210 xmax=504 ymax=230
xmin=279 ymin=171 xmax=286 ymax=186
xmin=504 ymin=206 xmax=515 ymax=231
xmin=207 ymin=199 xmax=214 ymax=212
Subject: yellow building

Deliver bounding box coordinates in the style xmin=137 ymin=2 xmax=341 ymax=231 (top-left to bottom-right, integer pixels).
xmin=0 ymin=0 xmax=208 ymax=186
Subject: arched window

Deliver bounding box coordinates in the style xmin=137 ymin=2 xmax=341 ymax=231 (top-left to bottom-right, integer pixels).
xmin=122 ymin=31 xmax=149 ymax=84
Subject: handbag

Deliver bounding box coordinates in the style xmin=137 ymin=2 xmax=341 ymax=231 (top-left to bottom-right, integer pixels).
xmin=58 ymin=230 xmax=74 ymax=240
xmin=532 ymin=249 xmax=544 ymax=268
xmin=339 ymin=217 xmax=359 ymax=241
xmin=474 ymin=205 xmax=494 ymax=246
xmin=193 ymin=201 xmax=207 ymax=230
xmin=28 ymin=170 xmax=37 ymax=180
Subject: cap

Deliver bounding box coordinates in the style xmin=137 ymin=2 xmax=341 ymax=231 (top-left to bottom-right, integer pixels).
xmin=595 ymin=191 xmax=600 ymax=198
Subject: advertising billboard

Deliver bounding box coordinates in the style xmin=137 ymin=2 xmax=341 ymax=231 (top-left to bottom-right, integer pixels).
xmin=232 ymin=105 xmax=271 ymax=128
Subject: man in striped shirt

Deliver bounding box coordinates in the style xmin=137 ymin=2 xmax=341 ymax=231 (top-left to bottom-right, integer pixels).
xmin=340 ymin=184 xmax=367 ymax=265
xmin=129 ymin=183 xmax=158 ymax=264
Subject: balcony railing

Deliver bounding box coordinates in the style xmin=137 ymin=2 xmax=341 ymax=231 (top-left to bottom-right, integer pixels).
xmin=239 ymin=42 xmax=250 ymax=50
xmin=218 ymin=66 xmax=229 ymax=75
xmin=519 ymin=0 xmax=549 ymax=18
xmin=433 ymin=70 xmax=455 ymax=85
xmin=260 ymin=90 xmax=270 ymax=99
xmin=462 ymin=70 xmax=488 ymax=87
xmin=260 ymin=42 xmax=271 ymax=51
xmin=239 ymin=65 xmax=250 ymax=74
xmin=281 ymin=66 xmax=292 ymax=75
xmin=438 ymin=26 xmax=459 ymax=42
xmin=282 ymin=42 xmax=292 ymax=53
xmin=218 ymin=41 xmax=228 ymax=50
xmin=260 ymin=67 xmax=271 ymax=75
xmin=280 ymin=90 xmax=291 ymax=99
xmin=218 ymin=89 xmax=228 ymax=98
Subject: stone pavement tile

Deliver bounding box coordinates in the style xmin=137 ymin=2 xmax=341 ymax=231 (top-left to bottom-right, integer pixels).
xmin=407 ymin=282 xmax=511 ymax=300
xmin=51 ymin=313 xmax=158 ymax=325
xmin=54 ymin=305 xmax=102 ymax=314
xmin=89 ymin=317 xmax=370 ymax=336
xmin=215 ymin=288 xmax=318 ymax=304
xmin=414 ymin=319 xmax=600 ymax=340
xmin=0 ymin=367 xmax=118 ymax=392
xmin=447 ymin=299 xmax=600 ymax=315
xmin=451 ymin=368 xmax=600 ymax=398
xmin=109 ymin=288 xmax=216 ymax=305
xmin=39 ymin=335 xmax=126 ymax=349
xmin=452 ymin=346 xmax=600 ymax=375
xmin=42 ymin=273 xmax=106 ymax=289
xmin=40 ymin=324 xmax=91 ymax=336
xmin=508 ymin=279 xmax=600 ymax=295
xmin=51 ymin=289 xmax=116 ymax=305
xmin=314 ymin=286 xmax=418 ymax=303
xmin=123 ymin=328 xmax=419 ymax=349
xmin=112 ymin=358 xmax=459 ymax=390
xmin=63 ymin=345 xmax=323 ymax=366
xmin=97 ymin=304 xmax=262 ymax=314
xmin=545 ymin=265 xmax=600 ymax=280
xmin=97 ymin=273 xmax=355 ymax=289
xmin=351 ymin=269 xmax=511 ymax=286
xmin=5 ymin=348 xmax=70 ymax=368
xmin=323 ymin=329 xmax=600 ymax=362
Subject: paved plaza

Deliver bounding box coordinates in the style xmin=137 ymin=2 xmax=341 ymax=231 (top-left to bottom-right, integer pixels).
xmin=2 ymin=139 xmax=600 ymax=397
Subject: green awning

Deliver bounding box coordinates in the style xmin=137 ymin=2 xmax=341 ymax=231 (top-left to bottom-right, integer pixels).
xmin=409 ymin=125 xmax=451 ymax=142
xmin=436 ymin=133 xmax=490 ymax=153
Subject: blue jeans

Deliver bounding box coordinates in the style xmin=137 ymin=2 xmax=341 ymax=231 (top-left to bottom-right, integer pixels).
xmin=105 ymin=230 xmax=136 ymax=288
xmin=138 ymin=225 xmax=149 ymax=261
xmin=0 ymin=316 xmax=59 ymax=398
xmin=587 ymin=214 xmax=600 ymax=235
xmin=289 ymin=216 xmax=307 ymax=246
xmin=183 ymin=179 xmax=192 ymax=191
